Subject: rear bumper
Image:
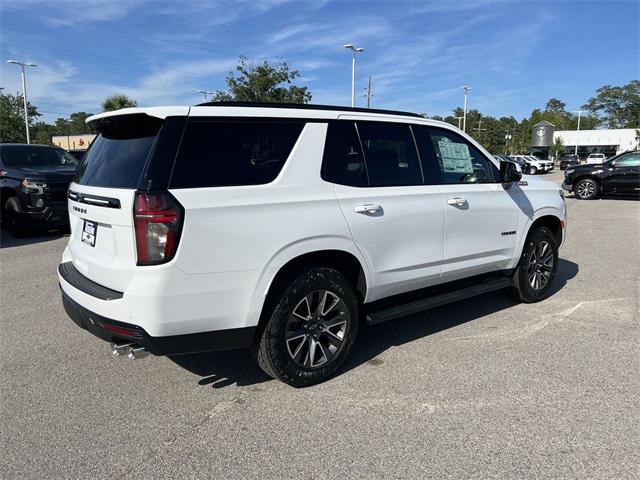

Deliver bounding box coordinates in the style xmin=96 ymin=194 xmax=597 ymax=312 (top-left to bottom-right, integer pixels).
xmin=60 ymin=286 xmax=256 ymax=355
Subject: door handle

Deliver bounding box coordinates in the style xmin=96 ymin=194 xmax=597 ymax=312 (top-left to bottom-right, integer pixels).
xmin=354 ymin=204 xmax=382 ymax=214
xmin=447 ymin=197 xmax=468 ymax=206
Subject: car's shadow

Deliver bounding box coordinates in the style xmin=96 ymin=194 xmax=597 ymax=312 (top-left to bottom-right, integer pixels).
xmin=0 ymin=228 xmax=68 ymax=248
xmin=172 ymin=259 xmax=579 ymax=389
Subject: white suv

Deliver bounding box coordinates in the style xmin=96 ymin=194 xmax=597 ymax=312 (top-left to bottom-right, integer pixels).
xmin=58 ymin=103 xmax=566 ymax=387
xmin=512 ymin=155 xmax=553 ymax=174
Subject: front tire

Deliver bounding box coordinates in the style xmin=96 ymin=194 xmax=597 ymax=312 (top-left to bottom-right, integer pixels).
xmin=511 ymin=226 xmax=558 ymax=303
xmin=574 ymin=178 xmax=599 ymax=200
xmin=254 ymin=267 xmax=359 ymax=387
xmin=529 ymin=166 xmax=537 ymax=174
xmin=4 ymin=199 xmax=30 ymax=238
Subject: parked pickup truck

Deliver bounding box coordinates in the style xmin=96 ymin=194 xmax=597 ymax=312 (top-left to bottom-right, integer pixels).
xmin=1 ymin=144 xmax=78 ymax=237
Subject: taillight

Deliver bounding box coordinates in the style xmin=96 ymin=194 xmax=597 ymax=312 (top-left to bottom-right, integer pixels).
xmin=133 ymin=191 xmax=183 ymax=266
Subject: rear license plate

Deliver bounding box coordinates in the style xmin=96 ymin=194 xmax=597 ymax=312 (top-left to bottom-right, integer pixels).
xmin=81 ymin=220 xmax=97 ymax=247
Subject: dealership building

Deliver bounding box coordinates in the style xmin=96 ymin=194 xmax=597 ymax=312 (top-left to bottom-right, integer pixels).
xmin=530 ymin=121 xmax=638 ymax=159
xmin=52 ymin=134 xmax=96 ymax=151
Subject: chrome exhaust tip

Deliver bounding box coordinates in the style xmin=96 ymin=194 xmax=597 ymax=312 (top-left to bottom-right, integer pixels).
xmin=127 ymin=346 xmax=149 ymax=360
xmin=110 ymin=342 xmax=132 ymax=357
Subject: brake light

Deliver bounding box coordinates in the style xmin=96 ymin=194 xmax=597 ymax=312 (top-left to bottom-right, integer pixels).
xmin=133 ymin=192 xmax=183 ymax=266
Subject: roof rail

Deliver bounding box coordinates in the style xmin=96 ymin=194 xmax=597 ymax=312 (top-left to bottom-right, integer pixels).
xmin=194 ymin=101 xmax=425 ymax=118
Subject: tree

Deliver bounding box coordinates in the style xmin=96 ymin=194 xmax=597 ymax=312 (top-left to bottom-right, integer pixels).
xmin=31 ymin=122 xmax=57 ymax=145
xmin=550 ymin=137 xmax=565 ymax=160
xmin=212 ymin=56 xmax=311 ymax=104
xmin=0 ymin=93 xmax=41 ymax=143
xmin=545 ymin=98 xmax=566 ymax=113
xmin=102 ymin=94 xmax=137 ymax=112
xmin=582 ymin=80 xmax=640 ymax=128
xmin=68 ymin=112 xmax=95 ymax=134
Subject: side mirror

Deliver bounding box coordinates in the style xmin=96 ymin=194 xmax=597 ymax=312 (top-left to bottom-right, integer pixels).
xmin=500 ymin=160 xmax=522 ymax=183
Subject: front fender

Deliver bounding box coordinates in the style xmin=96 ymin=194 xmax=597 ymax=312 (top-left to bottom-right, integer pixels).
xmin=509 ymin=206 xmax=566 ymax=270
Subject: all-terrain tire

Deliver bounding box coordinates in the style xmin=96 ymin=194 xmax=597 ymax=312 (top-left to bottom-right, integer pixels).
xmin=253 ymin=267 xmax=359 ymax=388
xmin=510 ymin=226 xmax=558 ymax=303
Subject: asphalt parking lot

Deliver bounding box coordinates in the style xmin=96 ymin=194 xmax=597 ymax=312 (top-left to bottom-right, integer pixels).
xmin=1 ymin=170 xmax=638 ymax=479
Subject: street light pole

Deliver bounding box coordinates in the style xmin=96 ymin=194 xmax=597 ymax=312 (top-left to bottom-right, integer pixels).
xmin=344 ymin=44 xmax=364 ymax=107
xmin=197 ymin=90 xmax=214 ymax=102
xmin=7 ymin=60 xmax=37 ymax=144
xmin=460 ymin=85 xmax=471 ymax=132
xmin=364 ymin=75 xmax=373 ymax=108
xmin=572 ymin=110 xmax=583 ymax=157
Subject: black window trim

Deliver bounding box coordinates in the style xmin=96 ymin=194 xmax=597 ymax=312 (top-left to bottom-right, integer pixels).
xmin=352 ymin=121 xmax=371 ymax=186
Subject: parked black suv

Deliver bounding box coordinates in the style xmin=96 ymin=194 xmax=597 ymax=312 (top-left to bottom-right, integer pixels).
xmin=559 ymin=154 xmax=580 ymax=170
xmin=562 ymin=151 xmax=640 ymax=199
xmin=0 ymin=144 xmax=78 ymax=237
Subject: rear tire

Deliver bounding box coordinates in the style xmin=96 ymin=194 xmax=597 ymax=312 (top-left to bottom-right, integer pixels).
xmin=253 ymin=267 xmax=359 ymax=387
xmin=510 ymin=226 xmax=558 ymax=303
xmin=574 ymin=178 xmax=599 ymax=200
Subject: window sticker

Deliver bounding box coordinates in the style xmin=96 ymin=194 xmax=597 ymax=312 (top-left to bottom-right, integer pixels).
xmin=437 ymin=137 xmax=473 ymax=173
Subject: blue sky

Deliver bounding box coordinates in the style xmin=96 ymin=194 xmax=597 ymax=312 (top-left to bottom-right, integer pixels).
xmin=1 ymin=0 xmax=638 ymax=123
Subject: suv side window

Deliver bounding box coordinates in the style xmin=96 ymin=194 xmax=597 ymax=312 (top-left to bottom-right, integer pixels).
xmin=356 ymin=121 xmax=423 ymax=186
xmin=419 ymin=127 xmax=495 ymax=184
xmin=170 ymin=119 xmax=305 ymax=188
xmin=614 ymin=153 xmax=640 ymax=167
xmin=322 ymin=121 xmax=368 ymax=187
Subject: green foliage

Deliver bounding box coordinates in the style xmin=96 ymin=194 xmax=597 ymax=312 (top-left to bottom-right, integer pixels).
xmin=102 ymin=94 xmax=138 ymax=112
xmin=31 ymin=122 xmax=58 ymax=145
xmin=550 ymin=137 xmax=565 ymax=159
xmin=582 ymin=80 xmax=640 ymax=129
xmin=545 ymin=98 xmax=566 ymax=113
xmin=437 ymin=108 xmax=521 ymax=153
xmin=431 ymin=94 xmax=611 ymax=154
xmin=0 ymin=93 xmax=41 ymax=143
xmin=212 ymin=56 xmax=311 ymax=104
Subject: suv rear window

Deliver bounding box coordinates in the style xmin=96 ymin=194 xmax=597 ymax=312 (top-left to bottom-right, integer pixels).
xmin=170 ymin=119 xmax=305 ymax=188
xmin=74 ymin=115 xmax=162 ymax=189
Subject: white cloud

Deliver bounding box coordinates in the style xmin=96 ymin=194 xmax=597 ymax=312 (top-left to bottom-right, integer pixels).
xmin=2 ymin=0 xmax=144 ymax=25
xmin=2 ymin=57 xmax=238 ymax=121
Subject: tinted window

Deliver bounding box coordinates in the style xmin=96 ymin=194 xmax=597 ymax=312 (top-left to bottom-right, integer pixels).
xmin=170 ymin=120 xmax=304 ymax=188
xmin=614 ymin=153 xmax=640 ymax=167
xmin=426 ymin=128 xmax=495 ymax=184
xmin=412 ymin=126 xmax=450 ymax=185
xmin=357 ymin=122 xmax=423 ymax=186
xmin=74 ymin=117 xmax=162 ymax=188
xmin=1 ymin=145 xmax=78 ymax=168
xmin=322 ymin=121 xmax=368 ymax=187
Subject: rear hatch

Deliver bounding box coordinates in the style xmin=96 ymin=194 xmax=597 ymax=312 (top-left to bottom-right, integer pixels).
xmin=66 ymin=113 xmax=175 ymax=292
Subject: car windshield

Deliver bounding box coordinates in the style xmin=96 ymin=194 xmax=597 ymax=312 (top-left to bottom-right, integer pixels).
xmin=1 ymin=145 xmax=79 ymax=168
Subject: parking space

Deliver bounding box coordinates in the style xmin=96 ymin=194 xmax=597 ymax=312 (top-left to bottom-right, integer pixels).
xmin=1 ymin=170 xmax=638 ymax=479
